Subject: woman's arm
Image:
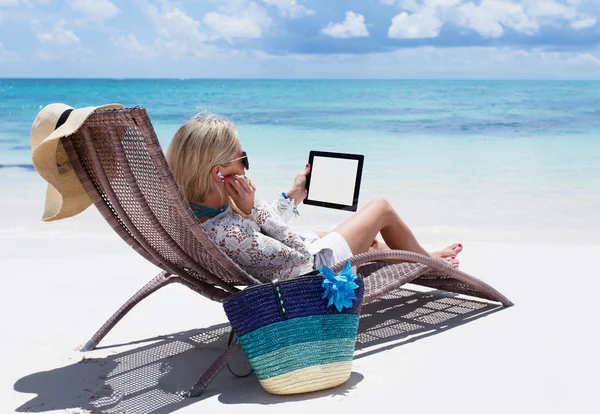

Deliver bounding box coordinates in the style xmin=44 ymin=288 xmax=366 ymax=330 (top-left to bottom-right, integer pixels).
xmin=250 ymin=200 xmax=310 ymax=252
xmin=284 ymin=164 xmax=310 ymax=206
xmin=264 ymin=164 xmax=310 ymax=222
xmin=265 ymin=196 xmax=296 ymax=223
xmin=204 ymin=213 xmax=313 ymax=280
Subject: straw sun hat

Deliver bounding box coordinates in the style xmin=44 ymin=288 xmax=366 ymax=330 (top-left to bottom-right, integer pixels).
xmin=30 ymin=102 xmax=124 ymax=222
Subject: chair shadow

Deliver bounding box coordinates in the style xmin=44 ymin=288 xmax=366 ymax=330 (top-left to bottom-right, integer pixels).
xmin=14 ymin=287 xmax=503 ymax=413
xmin=355 ymin=288 xmax=503 ymax=359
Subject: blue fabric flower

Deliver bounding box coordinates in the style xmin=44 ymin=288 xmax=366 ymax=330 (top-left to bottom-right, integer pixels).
xmin=319 ymin=261 xmax=359 ymax=312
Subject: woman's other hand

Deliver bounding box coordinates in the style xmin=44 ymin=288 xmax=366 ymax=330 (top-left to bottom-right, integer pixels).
xmin=225 ymin=174 xmax=256 ymax=215
xmin=286 ymin=164 xmax=310 ymax=206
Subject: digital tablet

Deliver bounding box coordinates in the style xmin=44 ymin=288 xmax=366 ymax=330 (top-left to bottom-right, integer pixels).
xmin=304 ymin=151 xmax=364 ymax=211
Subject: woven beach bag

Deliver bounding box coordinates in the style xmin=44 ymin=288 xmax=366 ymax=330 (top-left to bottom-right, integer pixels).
xmin=223 ymin=262 xmax=364 ymax=395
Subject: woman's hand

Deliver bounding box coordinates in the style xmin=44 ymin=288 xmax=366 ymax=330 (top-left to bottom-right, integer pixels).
xmin=286 ymin=164 xmax=310 ymax=206
xmin=225 ymin=174 xmax=256 ymax=215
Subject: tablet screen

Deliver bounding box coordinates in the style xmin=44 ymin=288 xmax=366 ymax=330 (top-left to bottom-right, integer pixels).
xmin=304 ymin=151 xmax=364 ymax=211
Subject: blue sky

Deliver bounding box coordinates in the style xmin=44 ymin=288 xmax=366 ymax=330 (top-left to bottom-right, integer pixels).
xmin=1 ymin=0 xmax=600 ymax=78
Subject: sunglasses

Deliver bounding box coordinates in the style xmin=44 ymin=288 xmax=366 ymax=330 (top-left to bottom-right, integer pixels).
xmin=229 ymin=151 xmax=249 ymax=170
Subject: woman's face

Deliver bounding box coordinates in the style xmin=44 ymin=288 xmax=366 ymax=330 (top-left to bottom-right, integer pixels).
xmin=220 ymin=139 xmax=247 ymax=177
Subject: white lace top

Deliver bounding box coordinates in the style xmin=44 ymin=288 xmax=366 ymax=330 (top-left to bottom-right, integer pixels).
xmin=201 ymin=197 xmax=316 ymax=280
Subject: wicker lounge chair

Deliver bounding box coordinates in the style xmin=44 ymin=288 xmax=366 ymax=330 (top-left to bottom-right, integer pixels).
xmin=61 ymin=106 xmax=512 ymax=398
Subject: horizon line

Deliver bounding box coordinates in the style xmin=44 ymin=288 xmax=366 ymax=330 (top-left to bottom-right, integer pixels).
xmin=1 ymin=77 xmax=599 ymax=81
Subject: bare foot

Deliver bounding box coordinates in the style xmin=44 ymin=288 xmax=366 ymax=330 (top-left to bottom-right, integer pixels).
xmin=441 ymin=256 xmax=460 ymax=268
xmin=429 ymin=243 xmax=462 ymax=268
xmin=430 ymin=243 xmax=462 ymax=259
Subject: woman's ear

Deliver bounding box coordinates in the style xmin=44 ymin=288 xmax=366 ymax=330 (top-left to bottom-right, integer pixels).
xmin=211 ymin=165 xmax=224 ymax=183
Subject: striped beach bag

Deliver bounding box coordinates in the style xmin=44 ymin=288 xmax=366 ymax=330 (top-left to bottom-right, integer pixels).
xmin=223 ymin=262 xmax=364 ymax=395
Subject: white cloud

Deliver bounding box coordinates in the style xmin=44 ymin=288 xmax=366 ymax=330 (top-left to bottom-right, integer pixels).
xmin=142 ymin=2 xmax=205 ymax=42
xmin=135 ymin=1 xmax=224 ymax=60
xmin=321 ymin=11 xmax=369 ymax=38
xmin=69 ymin=0 xmax=119 ymax=21
xmin=204 ymin=2 xmax=272 ymax=39
xmin=421 ymin=0 xmax=461 ymax=8
xmin=36 ymin=20 xmax=81 ymax=46
xmin=383 ymin=0 xmax=597 ymax=38
xmin=33 ymin=20 xmax=92 ymax=62
xmin=383 ymin=0 xmax=459 ymax=11
xmin=111 ymin=33 xmax=156 ymax=59
xmin=388 ymin=10 xmax=444 ymax=38
xmin=261 ymin=0 xmax=314 ymax=18
xmin=571 ymin=15 xmax=597 ymax=29
xmin=456 ymin=1 xmax=540 ymax=38
xmin=0 ymin=0 xmax=20 ymax=6
xmin=386 ymin=0 xmax=459 ymax=39
xmin=567 ymin=52 xmax=600 ymax=66
xmin=526 ymin=0 xmax=576 ymax=19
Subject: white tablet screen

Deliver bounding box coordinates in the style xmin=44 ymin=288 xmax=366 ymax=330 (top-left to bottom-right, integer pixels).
xmin=308 ymin=156 xmax=359 ymax=207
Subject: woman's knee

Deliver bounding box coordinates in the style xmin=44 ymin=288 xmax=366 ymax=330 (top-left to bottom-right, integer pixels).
xmin=369 ymin=197 xmax=393 ymax=215
xmin=364 ymin=198 xmax=394 ymax=226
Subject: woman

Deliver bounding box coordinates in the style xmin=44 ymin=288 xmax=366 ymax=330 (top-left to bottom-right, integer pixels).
xmin=166 ymin=114 xmax=461 ymax=280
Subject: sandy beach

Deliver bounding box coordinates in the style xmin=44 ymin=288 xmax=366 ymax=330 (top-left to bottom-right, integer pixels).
xmin=1 ymin=168 xmax=597 ymax=414
xmin=3 ymin=0 xmax=600 ymax=407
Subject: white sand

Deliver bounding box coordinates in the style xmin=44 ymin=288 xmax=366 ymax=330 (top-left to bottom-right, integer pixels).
xmin=1 ymin=170 xmax=598 ymax=413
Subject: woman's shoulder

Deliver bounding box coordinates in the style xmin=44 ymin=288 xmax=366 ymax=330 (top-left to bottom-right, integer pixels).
xmin=201 ymin=207 xmax=259 ymax=232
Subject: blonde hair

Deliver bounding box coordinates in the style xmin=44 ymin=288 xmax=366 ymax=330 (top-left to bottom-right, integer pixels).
xmin=166 ymin=113 xmax=239 ymax=209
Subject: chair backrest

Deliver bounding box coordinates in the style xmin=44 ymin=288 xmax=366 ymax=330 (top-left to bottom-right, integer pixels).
xmin=62 ymin=106 xmax=261 ymax=296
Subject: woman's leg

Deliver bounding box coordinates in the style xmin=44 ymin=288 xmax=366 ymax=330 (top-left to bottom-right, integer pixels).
xmin=317 ymin=231 xmax=388 ymax=253
xmin=330 ymin=198 xmax=460 ymax=265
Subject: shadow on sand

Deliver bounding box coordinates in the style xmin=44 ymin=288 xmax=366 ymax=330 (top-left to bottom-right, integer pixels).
xmin=14 ymin=287 xmax=503 ymax=413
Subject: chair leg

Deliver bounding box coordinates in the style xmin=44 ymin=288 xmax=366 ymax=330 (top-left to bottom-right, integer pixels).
xmin=226 ymin=330 xmax=254 ymax=378
xmin=183 ymin=338 xmax=243 ymax=398
xmin=81 ymin=271 xmax=175 ymax=352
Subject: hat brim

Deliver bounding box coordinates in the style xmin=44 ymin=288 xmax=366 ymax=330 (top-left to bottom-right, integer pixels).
xmin=31 ymin=103 xmax=124 ymax=221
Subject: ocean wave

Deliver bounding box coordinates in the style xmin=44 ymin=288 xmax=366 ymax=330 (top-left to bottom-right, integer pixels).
xmin=0 ymin=164 xmax=34 ymax=171
xmin=3 ymin=79 xmax=600 ymax=144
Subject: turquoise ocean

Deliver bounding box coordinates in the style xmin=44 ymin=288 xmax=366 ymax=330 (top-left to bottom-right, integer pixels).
xmin=1 ymin=79 xmax=599 ymax=245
